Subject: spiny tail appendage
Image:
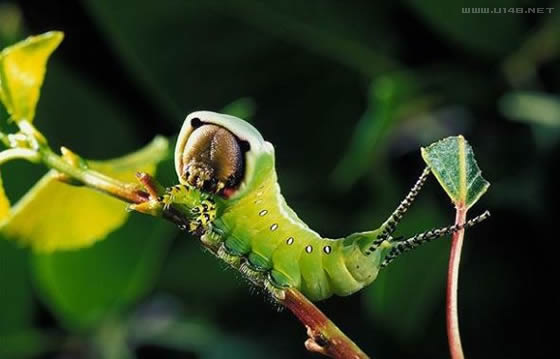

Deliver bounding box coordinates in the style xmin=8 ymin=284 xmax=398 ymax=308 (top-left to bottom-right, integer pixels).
xmin=351 ymin=167 xmax=490 ymax=269
xmin=381 ymin=210 xmax=490 ymax=267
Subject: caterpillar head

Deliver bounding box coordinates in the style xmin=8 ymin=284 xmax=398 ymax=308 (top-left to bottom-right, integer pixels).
xmin=175 ymin=111 xmax=275 ymax=199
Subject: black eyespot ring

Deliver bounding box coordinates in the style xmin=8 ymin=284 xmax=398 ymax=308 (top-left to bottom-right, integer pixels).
xmin=191 ymin=117 xmax=203 ymax=128
xmin=239 ymin=140 xmax=251 ymax=152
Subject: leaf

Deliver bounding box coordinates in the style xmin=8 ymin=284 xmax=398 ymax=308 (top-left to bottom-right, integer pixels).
xmin=0 ymin=329 xmax=55 ymax=359
xmin=221 ymin=97 xmax=256 ymax=122
xmin=31 ymin=212 xmax=176 ymax=329
xmin=0 ymin=31 xmax=63 ymax=123
xmin=0 ymin=170 xmax=9 ymax=219
xmin=499 ymin=92 xmax=560 ymax=128
xmin=421 ymin=135 xmax=490 ymax=209
xmin=29 ymin=149 xmax=177 ymax=329
xmin=0 ymin=136 xmax=169 ymax=251
xmin=0 ymin=3 xmax=23 ymax=48
xmin=0 ymin=239 xmax=33 ymax=334
xmin=331 ymin=74 xmax=418 ymax=190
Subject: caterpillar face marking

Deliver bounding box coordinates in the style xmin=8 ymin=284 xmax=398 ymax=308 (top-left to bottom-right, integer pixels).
xmin=179 ymin=120 xmax=245 ymax=193
xmin=175 ymin=111 xmax=275 ymax=199
xmin=170 ymin=111 xmax=489 ymax=302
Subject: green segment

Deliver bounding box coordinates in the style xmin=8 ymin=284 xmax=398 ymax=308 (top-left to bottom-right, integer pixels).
xmin=421 ymin=135 xmax=490 ymax=209
xmin=248 ymin=252 xmax=271 ymax=271
xmin=321 ymin=243 xmax=362 ymax=296
xmin=299 ymin=240 xmax=331 ymax=301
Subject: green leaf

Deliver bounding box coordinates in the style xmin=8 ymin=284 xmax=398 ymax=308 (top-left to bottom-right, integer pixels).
xmin=499 ymin=92 xmax=560 ymax=128
xmin=31 ymin=212 xmax=176 ymax=329
xmin=221 ymin=97 xmax=256 ymax=122
xmin=0 ymin=3 xmax=23 ymax=48
xmin=331 ymin=74 xmax=418 ymax=190
xmin=421 ymin=135 xmax=490 ymax=209
xmin=0 ymin=31 xmax=63 ymax=123
xmin=0 ymin=136 xmax=169 ymax=251
xmin=499 ymin=92 xmax=560 ymax=149
xmin=0 ymin=239 xmax=33 ymax=334
xmin=0 ymin=329 xmax=56 ymax=359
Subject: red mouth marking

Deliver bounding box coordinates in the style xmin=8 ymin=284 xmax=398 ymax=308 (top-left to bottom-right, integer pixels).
xmin=221 ymin=187 xmax=237 ymax=199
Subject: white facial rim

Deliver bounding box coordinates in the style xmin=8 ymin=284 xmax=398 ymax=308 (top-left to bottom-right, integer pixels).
xmin=175 ymin=111 xmax=274 ymax=198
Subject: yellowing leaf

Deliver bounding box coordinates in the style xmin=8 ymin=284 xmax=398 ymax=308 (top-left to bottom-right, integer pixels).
xmin=0 ymin=171 xmax=10 ymax=220
xmin=0 ymin=136 xmax=169 ymax=251
xmin=0 ymin=31 xmax=63 ymax=122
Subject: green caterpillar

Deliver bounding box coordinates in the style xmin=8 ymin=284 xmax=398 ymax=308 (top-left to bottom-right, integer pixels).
xmin=150 ymin=111 xmax=489 ymax=302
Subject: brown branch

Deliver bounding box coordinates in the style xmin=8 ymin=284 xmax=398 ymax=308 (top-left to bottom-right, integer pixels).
xmin=281 ymin=288 xmax=370 ymax=359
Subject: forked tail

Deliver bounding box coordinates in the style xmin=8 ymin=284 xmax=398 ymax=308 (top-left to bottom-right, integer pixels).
xmin=352 ymin=167 xmax=490 ymax=266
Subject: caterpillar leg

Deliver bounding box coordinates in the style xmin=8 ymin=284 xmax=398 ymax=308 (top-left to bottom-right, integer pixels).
xmin=365 ymin=167 xmax=431 ymax=255
xmin=141 ymin=183 xmax=217 ymax=235
xmin=189 ymin=199 xmax=217 ymax=234
xmin=381 ymin=210 xmax=490 ymax=267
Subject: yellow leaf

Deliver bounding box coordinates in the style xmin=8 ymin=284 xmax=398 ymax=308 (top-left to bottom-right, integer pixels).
xmin=0 ymin=136 xmax=169 ymax=251
xmin=0 ymin=171 xmax=10 ymax=220
xmin=0 ymin=31 xmax=63 ymax=122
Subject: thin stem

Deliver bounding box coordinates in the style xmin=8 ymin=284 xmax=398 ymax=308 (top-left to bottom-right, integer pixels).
xmin=39 ymin=147 xmax=148 ymax=204
xmin=0 ymin=148 xmax=41 ymax=164
xmin=280 ymin=289 xmax=370 ymax=359
xmin=447 ymin=205 xmax=467 ymax=359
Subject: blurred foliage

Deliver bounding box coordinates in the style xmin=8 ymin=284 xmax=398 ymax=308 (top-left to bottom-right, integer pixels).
xmin=0 ymin=0 xmax=557 ymax=358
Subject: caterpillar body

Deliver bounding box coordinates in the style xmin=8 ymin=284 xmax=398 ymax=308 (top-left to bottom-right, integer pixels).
xmin=158 ymin=111 xmax=489 ymax=302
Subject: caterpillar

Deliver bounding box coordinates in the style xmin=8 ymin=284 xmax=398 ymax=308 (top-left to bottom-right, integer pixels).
xmin=150 ymin=111 xmax=489 ymax=302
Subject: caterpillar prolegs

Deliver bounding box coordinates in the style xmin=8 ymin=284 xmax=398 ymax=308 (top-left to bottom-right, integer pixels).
xmin=161 ymin=111 xmax=489 ymax=302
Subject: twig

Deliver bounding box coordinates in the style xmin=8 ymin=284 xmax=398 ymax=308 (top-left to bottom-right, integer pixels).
xmin=280 ymin=288 xmax=370 ymax=359
xmin=40 ymin=146 xmax=149 ymax=204
xmin=447 ymin=205 xmax=467 ymax=359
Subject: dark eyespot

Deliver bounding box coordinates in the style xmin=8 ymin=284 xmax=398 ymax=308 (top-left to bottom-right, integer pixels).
xmin=191 ymin=117 xmax=203 ymax=128
xmin=239 ymin=140 xmax=251 ymax=152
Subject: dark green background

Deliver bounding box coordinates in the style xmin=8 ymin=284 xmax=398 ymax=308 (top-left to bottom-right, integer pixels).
xmin=1 ymin=0 xmax=557 ymax=358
